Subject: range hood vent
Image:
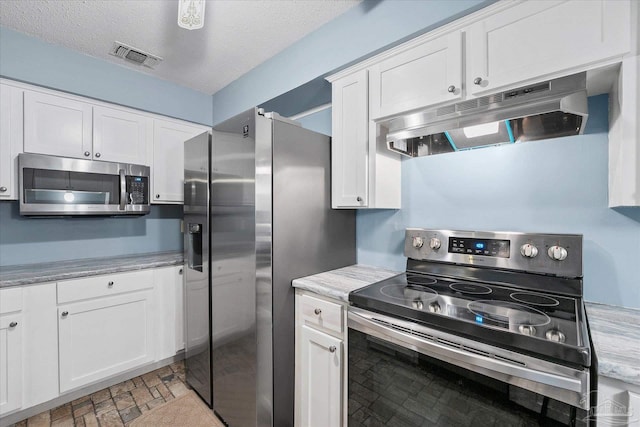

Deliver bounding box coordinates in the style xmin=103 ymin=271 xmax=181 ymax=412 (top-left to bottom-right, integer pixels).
xmin=384 ymin=73 xmax=588 ymax=158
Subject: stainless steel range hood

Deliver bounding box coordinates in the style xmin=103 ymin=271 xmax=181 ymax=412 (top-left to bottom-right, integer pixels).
xmin=384 ymin=73 xmax=589 ymax=158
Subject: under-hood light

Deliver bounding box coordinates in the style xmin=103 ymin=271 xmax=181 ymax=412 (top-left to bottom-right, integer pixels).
xmin=463 ymin=121 xmax=500 ymax=138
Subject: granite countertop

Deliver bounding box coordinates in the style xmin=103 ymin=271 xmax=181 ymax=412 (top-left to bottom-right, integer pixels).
xmin=292 ymin=264 xmax=400 ymax=302
xmin=293 ymin=264 xmax=640 ymax=386
xmin=585 ymin=302 xmax=640 ymax=386
xmin=0 ymin=251 xmax=183 ymax=288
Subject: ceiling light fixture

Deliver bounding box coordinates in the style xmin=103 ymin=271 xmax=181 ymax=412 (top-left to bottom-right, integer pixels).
xmin=178 ymin=0 xmax=206 ymax=30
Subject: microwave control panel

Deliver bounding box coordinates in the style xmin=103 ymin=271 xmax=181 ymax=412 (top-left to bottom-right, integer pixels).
xmin=126 ymin=176 xmax=149 ymax=204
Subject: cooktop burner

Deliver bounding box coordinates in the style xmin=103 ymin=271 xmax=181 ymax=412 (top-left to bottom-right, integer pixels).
xmin=510 ymin=292 xmax=560 ymax=307
xmin=449 ymin=282 xmax=493 ymax=295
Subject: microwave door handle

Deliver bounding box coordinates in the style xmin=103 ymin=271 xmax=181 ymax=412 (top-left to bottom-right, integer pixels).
xmin=119 ymin=169 xmax=126 ymax=210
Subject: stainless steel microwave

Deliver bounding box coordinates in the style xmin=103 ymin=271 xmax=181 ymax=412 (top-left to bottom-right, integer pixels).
xmin=18 ymin=153 xmax=150 ymax=216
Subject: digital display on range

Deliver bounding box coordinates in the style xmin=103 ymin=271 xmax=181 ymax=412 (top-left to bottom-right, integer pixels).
xmin=448 ymin=305 xmax=509 ymax=329
xmin=448 ymin=237 xmax=510 ymax=258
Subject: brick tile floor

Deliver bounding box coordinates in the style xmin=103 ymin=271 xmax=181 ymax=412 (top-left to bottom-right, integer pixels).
xmin=9 ymin=360 xmax=209 ymax=427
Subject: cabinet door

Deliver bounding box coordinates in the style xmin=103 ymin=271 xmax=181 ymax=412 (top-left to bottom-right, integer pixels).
xmin=300 ymin=325 xmax=342 ymax=427
xmin=467 ymin=0 xmax=631 ymax=96
xmin=93 ymin=106 xmax=150 ymax=165
xmin=0 ymin=314 xmax=22 ymax=416
xmin=370 ymin=31 xmax=462 ymax=119
xmin=58 ymin=291 xmax=155 ymax=392
xmin=24 ymin=91 xmax=93 ymax=159
xmin=0 ymin=83 xmax=23 ymax=200
xmin=332 ymin=70 xmax=369 ymax=208
xmin=153 ymin=120 xmax=207 ymax=203
xmin=154 ymin=265 xmax=184 ymax=360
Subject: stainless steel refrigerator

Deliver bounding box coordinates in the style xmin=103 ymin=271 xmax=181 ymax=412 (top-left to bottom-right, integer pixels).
xmin=183 ymin=108 xmax=356 ymax=427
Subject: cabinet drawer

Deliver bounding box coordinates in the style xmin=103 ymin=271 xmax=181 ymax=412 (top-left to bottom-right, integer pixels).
xmin=300 ymin=294 xmax=343 ymax=334
xmin=0 ymin=287 xmax=22 ymax=314
xmin=57 ymin=270 xmax=154 ymax=304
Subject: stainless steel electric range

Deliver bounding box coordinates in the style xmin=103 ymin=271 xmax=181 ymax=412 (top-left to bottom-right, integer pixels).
xmin=348 ymin=229 xmax=596 ymax=427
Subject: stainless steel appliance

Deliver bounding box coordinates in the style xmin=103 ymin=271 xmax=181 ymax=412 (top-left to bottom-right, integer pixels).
xmin=18 ymin=153 xmax=150 ymax=216
xmin=383 ymin=72 xmax=589 ymax=157
xmin=183 ymin=108 xmax=356 ymax=427
xmin=349 ymin=229 xmax=596 ymax=426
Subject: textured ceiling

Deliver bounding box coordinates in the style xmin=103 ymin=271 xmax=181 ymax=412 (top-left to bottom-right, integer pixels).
xmin=0 ymin=0 xmax=361 ymax=94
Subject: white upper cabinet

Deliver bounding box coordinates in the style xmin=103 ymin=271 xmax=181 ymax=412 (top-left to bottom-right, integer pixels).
xmin=466 ymin=0 xmax=631 ymax=96
xmin=331 ymin=69 xmax=370 ymax=208
xmin=93 ymin=106 xmax=151 ymax=165
xmin=152 ymin=119 xmax=208 ymax=204
xmin=369 ymin=31 xmax=463 ymax=120
xmin=24 ymin=90 xmax=93 ymax=160
xmin=0 ymin=83 xmax=23 ymax=201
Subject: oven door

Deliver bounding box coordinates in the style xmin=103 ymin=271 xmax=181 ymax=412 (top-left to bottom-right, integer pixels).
xmin=348 ymin=307 xmax=592 ymax=426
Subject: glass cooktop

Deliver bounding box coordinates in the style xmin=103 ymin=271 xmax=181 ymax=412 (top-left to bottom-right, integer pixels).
xmin=350 ymin=272 xmax=590 ymax=367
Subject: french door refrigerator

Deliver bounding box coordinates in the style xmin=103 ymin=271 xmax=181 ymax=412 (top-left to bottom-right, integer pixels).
xmin=183 ymin=108 xmax=356 ymax=427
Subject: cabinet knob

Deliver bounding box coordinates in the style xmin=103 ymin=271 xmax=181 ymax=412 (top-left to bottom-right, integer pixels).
xmin=447 ymin=85 xmax=456 ymax=93
xmin=108 ymin=281 xmax=114 ymax=287
xmin=314 ymin=308 xmax=322 ymax=315
xmin=473 ymin=77 xmax=483 ymax=86
xmin=84 ymin=151 xmax=91 ymax=157
xmin=95 ymin=152 xmax=101 ymax=158
xmin=356 ymin=196 xmax=363 ymax=202
xmin=156 ymin=194 xmax=160 ymax=199
xmin=179 ymin=268 xmax=183 ymax=275
xmin=61 ymin=311 xmax=69 ymax=317
xmin=0 ymin=186 xmax=7 ymax=192
xmin=9 ymin=321 xmax=17 ymax=328
xmin=329 ymin=346 xmax=337 ymax=353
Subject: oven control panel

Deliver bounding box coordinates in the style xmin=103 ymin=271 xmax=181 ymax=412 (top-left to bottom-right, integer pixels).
xmin=448 ymin=237 xmax=510 ymax=258
xmin=404 ymin=229 xmax=583 ymax=278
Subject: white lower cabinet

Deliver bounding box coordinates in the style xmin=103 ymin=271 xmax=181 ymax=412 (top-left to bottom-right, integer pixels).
xmin=154 ymin=265 xmax=185 ymax=359
xmin=0 ymin=313 xmax=22 ymax=416
xmin=58 ymin=289 xmax=156 ymax=392
xmin=299 ymin=325 xmax=342 ymax=427
xmin=295 ymin=291 xmax=346 ymax=427
xmin=597 ymin=376 xmax=640 ymax=427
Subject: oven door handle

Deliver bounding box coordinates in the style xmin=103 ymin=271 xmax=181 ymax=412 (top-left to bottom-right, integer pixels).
xmin=348 ymin=308 xmax=589 ymax=409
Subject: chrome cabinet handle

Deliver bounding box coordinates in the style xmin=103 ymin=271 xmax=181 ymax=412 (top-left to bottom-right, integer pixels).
xmin=9 ymin=321 xmax=17 ymax=328
xmin=108 ymin=281 xmax=114 ymax=287
xmin=84 ymin=151 xmax=91 ymax=157
xmin=447 ymin=85 xmax=456 ymax=93
xmin=329 ymin=346 xmax=336 ymax=353
xmin=179 ymin=268 xmax=183 ymax=275
xmin=156 ymin=194 xmax=160 ymax=199
xmin=314 ymin=308 xmax=322 ymax=315
xmin=473 ymin=77 xmax=483 ymax=85
xmin=95 ymin=152 xmax=101 ymax=158
xmin=356 ymin=196 xmax=363 ymax=202
xmin=0 ymin=187 xmax=7 ymax=192
xmin=61 ymin=311 xmax=69 ymax=317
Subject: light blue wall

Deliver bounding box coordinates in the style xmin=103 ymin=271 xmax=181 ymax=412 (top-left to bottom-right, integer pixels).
xmin=357 ymin=95 xmax=640 ymax=309
xmin=0 ymin=202 xmax=182 ymax=266
xmin=212 ymin=0 xmax=491 ymax=124
xmin=0 ymin=26 xmax=212 ymax=125
xmin=296 ymin=107 xmax=332 ymax=136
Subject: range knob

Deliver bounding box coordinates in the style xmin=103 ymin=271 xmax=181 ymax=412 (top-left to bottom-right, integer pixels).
xmin=520 ymin=243 xmax=538 ymax=258
xmin=429 ymin=238 xmax=441 ymax=250
xmin=412 ymin=236 xmax=424 ymax=249
xmin=428 ymin=302 xmax=442 ymax=314
xmin=545 ymin=329 xmax=566 ymax=343
xmin=547 ymin=245 xmax=568 ymax=261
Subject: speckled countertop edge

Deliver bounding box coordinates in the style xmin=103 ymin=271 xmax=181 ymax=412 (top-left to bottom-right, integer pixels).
xmin=293 ymin=264 xmax=640 ymax=386
xmin=0 ymin=251 xmax=183 ymax=288
xmin=585 ymin=302 xmax=640 ymax=386
xmin=292 ymin=264 xmax=400 ymax=302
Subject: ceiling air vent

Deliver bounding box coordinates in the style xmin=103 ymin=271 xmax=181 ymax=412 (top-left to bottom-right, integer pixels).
xmin=109 ymin=42 xmax=163 ymax=69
